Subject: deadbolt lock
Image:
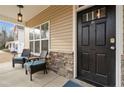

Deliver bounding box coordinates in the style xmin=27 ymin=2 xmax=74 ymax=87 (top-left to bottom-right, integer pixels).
xmin=110 ymin=38 xmax=115 ymax=44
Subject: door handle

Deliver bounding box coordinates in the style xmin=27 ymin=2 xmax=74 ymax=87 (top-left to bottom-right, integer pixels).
xmin=110 ymin=46 xmax=115 ymax=50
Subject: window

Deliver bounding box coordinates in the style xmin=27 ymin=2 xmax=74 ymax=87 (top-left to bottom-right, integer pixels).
xmin=29 ymin=29 xmax=34 ymax=40
xmin=29 ymin=22 xmax=49 ymax=55
xmin=41 ymin=22 xmax=49 ymax=51
xmin=41 ymin=40 xmax=48 ymax=51
xmin=88 ymin=11 xmax=92 ymax=21
xmin=82 ymin=7 xmax=106 ymax=22
xmin=34 ymin=27 xmax=40 ymax=39
xmin=30 ymin=41 xmax=33 ymax=52
xmin=41 ymin=23 xmax=49 ymax=39
xmin=82 ymin=13 xmax=87 ymax=22
xmin=100 ymin=7 xmax=106 ymax=18
xmin=35 ymin=41 xmax=40 ymax=53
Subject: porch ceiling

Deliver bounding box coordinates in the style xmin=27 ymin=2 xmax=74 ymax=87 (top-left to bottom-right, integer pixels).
xmin=0 ymin=5 xmax=49 ymax=22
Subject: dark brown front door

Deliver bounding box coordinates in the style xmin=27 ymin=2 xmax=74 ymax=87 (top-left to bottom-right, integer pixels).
xmin=77 ymin=6 xmax=116 ymax=86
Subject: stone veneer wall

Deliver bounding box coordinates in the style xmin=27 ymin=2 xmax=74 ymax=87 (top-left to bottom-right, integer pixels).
xmin=48 ymin=51 xmax=74 ymax=79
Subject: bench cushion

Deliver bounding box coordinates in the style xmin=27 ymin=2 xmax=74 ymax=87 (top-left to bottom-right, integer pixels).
xmin=24 ymin=60 xmax=45 ymax=70
xmin=13 ymin=57 xmax=28 ymax=63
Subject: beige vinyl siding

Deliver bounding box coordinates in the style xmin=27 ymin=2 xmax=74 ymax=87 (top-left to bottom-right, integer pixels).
xmin=26 ymin=5 xmax=73 ymax=53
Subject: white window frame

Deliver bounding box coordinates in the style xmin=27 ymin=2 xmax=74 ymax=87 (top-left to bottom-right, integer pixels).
xmin=29 ymin=21 xmax=50 ymax=56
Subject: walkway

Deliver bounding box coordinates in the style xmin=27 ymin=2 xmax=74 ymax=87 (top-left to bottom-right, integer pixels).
xmin=0 ymin=50 xmax=13 ymax=63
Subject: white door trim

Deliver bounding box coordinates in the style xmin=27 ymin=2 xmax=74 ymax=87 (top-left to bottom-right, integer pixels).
xmin=116 ymin=5 xmax=123 ymax=87
xmin=73 ymin=5 xmax=77 ymax=78
xmin=73 ymin=5 xmax=123 ymax=87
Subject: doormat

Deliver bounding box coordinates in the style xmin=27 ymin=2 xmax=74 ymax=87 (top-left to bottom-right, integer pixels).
xmin=63 ymin=80 xmax=83 ymax=87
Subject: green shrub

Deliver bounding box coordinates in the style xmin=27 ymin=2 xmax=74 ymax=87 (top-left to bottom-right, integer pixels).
xmin=0 ymin=44 xmax=5 ymax=50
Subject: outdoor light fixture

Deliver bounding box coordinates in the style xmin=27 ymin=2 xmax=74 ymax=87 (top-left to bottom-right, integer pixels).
xmin=17 ymin=5 xmax=23 ymax=22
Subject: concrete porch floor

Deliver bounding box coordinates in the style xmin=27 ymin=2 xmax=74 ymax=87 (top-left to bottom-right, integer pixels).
xmin=0 ymin=62 xmax=68 ymax=87
xmin=0 ymin=50 xmax=93 ymax=87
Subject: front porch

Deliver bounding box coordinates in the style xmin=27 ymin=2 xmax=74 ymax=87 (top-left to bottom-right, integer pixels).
xmin=0 ymin=50 xmax=92 ymax=87
xmin=0 ymin=5 xmax=123 ymax=87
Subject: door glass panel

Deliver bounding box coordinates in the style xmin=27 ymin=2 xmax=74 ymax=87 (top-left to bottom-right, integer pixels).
xmin=82 ymin=13 xmax=87 ymax=22
xmin=100 ymin=7 xmax=106 ymax=18
xmin=94 ymin=8 xmax=106 ymax=19
xmin=88 ymin=12 xmax=92 ymax=21
xmin=94 ymin=9 xmax=100 ymax=19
